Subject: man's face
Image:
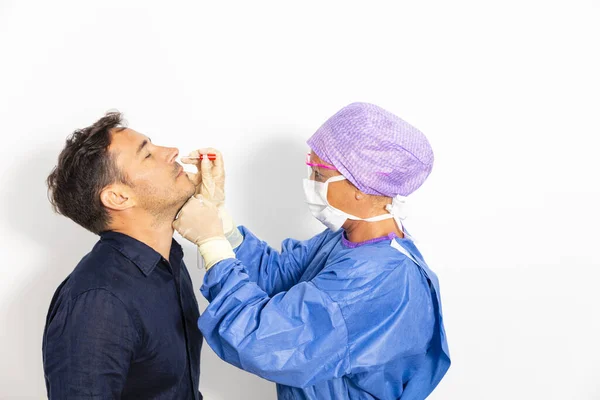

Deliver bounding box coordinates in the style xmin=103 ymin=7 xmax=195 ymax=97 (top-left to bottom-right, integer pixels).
xmin=109 ymin=128 xmax=195 ymax=216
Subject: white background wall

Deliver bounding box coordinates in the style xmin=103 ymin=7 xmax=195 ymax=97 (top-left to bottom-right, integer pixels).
xmin=1 ymin=1 xmax=599 ymax=399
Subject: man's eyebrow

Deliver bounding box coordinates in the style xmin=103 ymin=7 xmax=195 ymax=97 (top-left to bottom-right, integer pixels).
xmin=136 ymin=137 xmax=152 ymax=155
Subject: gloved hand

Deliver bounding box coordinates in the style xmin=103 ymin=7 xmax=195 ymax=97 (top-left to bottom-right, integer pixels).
xmin=173 ymin=195 xmax=235 ymax=270
xmin=182 ymin=148 xmax=243 ymax=248
xmin=182 ymin=148 xmax=225 ymax=207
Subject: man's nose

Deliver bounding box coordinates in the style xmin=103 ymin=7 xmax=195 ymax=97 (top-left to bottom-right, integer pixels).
xmin=166 ymin=147 xmax=179 ymax=163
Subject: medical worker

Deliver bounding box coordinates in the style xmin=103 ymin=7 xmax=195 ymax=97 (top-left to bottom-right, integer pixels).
xmin=175 ymin=103 xmax=450 ymax=399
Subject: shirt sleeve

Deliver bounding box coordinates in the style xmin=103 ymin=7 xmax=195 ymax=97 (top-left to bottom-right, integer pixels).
xmin=233 ymin=226 xmax=331 ymax=296
xmin=199 ymin=258 xmax=350 ymax=388
xmin=43 ymin=289 xmax=139 ymax=399
xmin=199 ymin=251 xmax=437 ymax=392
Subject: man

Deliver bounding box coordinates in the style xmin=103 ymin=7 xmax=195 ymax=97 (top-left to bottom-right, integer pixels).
xmin=43 ymin=112 xmax=203 ymax=399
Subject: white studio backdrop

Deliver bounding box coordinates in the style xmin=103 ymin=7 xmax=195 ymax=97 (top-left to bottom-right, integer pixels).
xmin=1 ymin=1 xmax=599 ymax=399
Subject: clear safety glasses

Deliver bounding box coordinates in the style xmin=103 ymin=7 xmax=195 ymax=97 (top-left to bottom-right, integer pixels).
xmin=306 ymin=153 xmax=337 ymax=178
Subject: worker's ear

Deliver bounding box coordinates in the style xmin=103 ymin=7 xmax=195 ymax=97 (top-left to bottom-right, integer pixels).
xmin=100 ymin=183 xmax=135 ymax=211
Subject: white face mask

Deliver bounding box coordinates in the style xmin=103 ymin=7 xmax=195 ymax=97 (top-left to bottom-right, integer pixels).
xmin=302 ymin=175 xmax=408 ymax=232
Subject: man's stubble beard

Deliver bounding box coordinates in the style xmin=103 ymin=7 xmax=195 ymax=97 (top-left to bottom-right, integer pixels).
xmin=138 ymin=183 xmax=195 ymax=228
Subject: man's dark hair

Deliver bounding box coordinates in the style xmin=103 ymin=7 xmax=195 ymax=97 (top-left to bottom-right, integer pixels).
xmin=47 ymin=111 xmax=129 ymax=234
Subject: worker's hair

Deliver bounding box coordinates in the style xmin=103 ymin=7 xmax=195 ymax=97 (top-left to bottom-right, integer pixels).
xmin=47 ymin=111 xmax=129 ymax=234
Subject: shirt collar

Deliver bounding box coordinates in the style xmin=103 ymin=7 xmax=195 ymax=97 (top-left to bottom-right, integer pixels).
xmin=341 ymin=231 xmax=399 ymax=248
xmin=100 ymin=231 xmax=184 ymax=276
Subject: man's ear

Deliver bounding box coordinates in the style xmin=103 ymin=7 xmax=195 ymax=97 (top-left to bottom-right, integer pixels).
xmin=100 ymin=184 xmax=135 ymax=211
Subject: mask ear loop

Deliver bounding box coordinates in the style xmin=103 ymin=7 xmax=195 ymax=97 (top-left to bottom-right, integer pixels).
xmin=386 ymin=195 xmax=413 ymax=240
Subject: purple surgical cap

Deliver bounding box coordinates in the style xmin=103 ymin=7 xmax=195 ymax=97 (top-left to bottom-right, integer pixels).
xmin=307 ymin=102 xmax=434 ymax=197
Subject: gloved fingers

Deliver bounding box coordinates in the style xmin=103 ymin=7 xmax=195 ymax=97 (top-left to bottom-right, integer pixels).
xmin=181 ymin=150 xmax=201 ymax=165
xmin=183 ymin=149 xmax=223 ymax=173
xmin=182 ymin=152 xmax=203 ymax=190
xmin=174 ymin=194 xmax=226 ymax=245
xmin=174 ymin=200 xmax=188 ymax=222
xmin=172 ymin=216 xmax=182 ymax=232
xmin=186 ymin=172 xmax=201 ymax=187
xmin=196 ymin=148 xmax=222 ymax=163
xmin=197 ymin=195 xmax=221 ymax=212
xmin=177 ymin=195 xmax=203 ymax=218
xmin=186 ymin=194 xmax=205 ymax=209
xmin=200 ymin=158 xmax=216 ymax=197
xmin=173 ymin=220 xmax=191 ymax=237
xmin=188 ymin=194 xmax=218 ymax=213
xmin=197 ymin=147 xmax=224 ymax=178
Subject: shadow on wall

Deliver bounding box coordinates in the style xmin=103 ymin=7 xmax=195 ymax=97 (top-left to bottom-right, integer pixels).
xmin=0 ymin=149 xmax=97 ymax=397
xmin=233 ymin=132 xmax=323 ymax=248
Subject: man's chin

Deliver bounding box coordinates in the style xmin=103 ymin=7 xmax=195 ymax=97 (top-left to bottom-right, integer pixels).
xmin=173 ymin=189 xmax=196 ymax=218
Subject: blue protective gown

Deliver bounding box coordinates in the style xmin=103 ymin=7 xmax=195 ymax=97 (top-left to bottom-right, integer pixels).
xmin=199 ymin=226 xmax=450 ymax=399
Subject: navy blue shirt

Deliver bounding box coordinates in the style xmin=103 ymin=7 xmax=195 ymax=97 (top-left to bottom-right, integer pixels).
xmin=43 ymin=231 xmax=203 ymax=399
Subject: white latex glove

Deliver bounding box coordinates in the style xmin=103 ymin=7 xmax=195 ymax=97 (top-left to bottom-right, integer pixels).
xmin=182 ymin=148 xmax=242 ymax=247
xmin=173 ymin=195 xmax=235 ymax=270
xmin=182 ymin=148 xmax=225 ymax=207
